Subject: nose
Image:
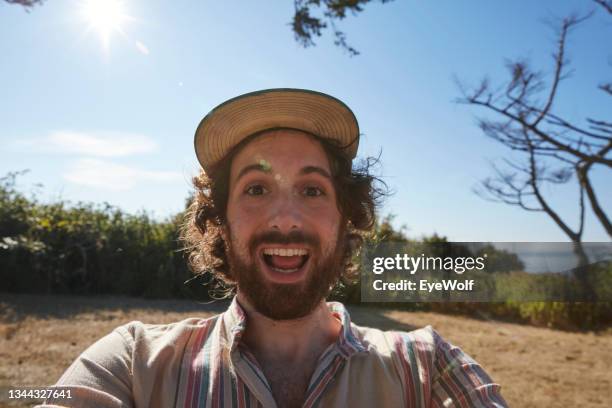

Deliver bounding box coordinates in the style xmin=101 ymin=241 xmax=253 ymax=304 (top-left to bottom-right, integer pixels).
xmin=267 ymin=192 xmax=303 ymax=233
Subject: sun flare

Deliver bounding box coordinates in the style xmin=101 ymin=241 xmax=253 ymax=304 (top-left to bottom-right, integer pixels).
xmin=81 ymin=0 xmax=128 ymax=49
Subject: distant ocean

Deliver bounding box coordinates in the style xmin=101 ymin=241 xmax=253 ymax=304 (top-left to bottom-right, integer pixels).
xmin=484 ymin=242 xmax=612 ymax=274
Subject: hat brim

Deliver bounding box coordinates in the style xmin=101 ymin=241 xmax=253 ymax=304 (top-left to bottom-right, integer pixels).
xmin=194 ymin=88 xmax=360 ymax=171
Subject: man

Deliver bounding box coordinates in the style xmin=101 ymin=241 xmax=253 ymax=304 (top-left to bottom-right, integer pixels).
xmin=40 ymin=89 xmax=507 ymax=407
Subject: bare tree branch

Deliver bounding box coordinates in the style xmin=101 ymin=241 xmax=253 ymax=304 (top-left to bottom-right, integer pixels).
xmin=577 ymin=145 xmax=612 ymax=236
xmin=599 ymin=83 xmax=612 ymax=96
xmin=461 ymin=7 xmax=611 ymax=244
xmin=532 ymin=14 xmax=590 ymax=128
xmin=462 ymin=87 xmax=612 ymax=166
xmin=594 ymin=0 xmax=612 ymax=14
xmin=546 ymin=113 xmax=612 ymax=141
xmin=576 ymin=166 xmax=586 ymax=238
xmin=523 ymin=129 xmax=584 ymax=242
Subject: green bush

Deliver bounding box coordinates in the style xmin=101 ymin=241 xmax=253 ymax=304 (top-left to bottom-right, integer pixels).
xmin=0 ymin=172 xmax=196 ymax=298
xmin=1 ymin=172 xmax=610 ymax=330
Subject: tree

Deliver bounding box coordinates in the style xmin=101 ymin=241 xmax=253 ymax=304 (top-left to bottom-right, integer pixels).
xmin=292 ymin=0 xmax=393 ymax=56
xmin=457 ymin=1 xmax=612 ymax=269
xmin=4 ymin=0 xmax=43 ymax=7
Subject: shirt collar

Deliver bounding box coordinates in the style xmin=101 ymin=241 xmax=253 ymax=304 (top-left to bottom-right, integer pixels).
xmin=222 ymin=297 xmax=367 ymax=358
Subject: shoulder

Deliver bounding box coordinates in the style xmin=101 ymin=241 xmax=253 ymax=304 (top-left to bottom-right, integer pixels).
xmin=114 ymin=314 xmax=221 ymax=350
xmin=352 ymin=324 xmax=507 ymax=407
xmin=59 ymin=314 xmax=223 ymax=383
xmin=44 ymin=314 xmax=224 ymax=407
xmin=38 ymin=315 xmax=224 ymax=408
xmin=351 ymin=323 xmax=441 ymax=383
xmin=353 ymin=322 xmax=480 ymax=367
xmin=352 ymin=322 xmax=439 ymax=359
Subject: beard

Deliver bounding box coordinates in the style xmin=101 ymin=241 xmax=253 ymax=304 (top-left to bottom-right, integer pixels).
xmin=226 ymin=228 xmax=346 ymax=320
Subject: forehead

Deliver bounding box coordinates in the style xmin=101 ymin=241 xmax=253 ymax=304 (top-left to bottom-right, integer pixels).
xmin=229 ymin=129 xmax=331 ymax=176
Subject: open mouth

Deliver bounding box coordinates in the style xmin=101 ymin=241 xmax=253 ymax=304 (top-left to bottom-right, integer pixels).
xmin=261 ymin=247 xmax=310 ymax=274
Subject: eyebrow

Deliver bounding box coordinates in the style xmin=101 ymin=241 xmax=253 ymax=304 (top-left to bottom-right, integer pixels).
xmin=235 ymin=164 xmax=332 ymax=183
xmin=300 ymin=165 xmax=332 ymax=179
xmin=236 ymin=163 xmax=271 ymax=182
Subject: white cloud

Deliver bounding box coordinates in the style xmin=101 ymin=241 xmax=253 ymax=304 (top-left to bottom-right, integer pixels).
xmin=20 ymin=130 xmax=158 ymax=158
xmin=63 ymin=159 xmax=182 ymax=191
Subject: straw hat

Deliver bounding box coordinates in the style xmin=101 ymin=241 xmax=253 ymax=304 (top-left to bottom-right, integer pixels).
xmin=194 ymin=88 xmax=360 ymax=171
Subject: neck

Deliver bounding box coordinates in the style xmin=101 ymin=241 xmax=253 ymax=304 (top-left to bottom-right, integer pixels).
xmin=236 ymin=290 xmax=342 ymax=364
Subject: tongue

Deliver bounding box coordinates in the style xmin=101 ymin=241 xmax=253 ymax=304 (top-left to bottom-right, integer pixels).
xmin=270 ymin=255 xmax=303 ymax=270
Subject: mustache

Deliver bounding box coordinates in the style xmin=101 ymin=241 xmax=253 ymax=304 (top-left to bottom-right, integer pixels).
xmin=249 ymin=230 xmax=319 ymax=252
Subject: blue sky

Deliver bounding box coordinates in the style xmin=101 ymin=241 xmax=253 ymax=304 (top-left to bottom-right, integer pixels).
xmin=1 ymin=0 xmax=610 ymax=242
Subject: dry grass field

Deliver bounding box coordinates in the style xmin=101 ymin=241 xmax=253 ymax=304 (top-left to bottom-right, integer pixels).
xmin=1 ymin=294 xmax=611 ymax=407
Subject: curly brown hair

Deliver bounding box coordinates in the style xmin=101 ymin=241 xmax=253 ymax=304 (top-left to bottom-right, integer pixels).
xmin=180 ymin=129 xmax=386 ymax=297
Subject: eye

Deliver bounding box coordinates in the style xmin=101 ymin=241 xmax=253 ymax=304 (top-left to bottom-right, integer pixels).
xmin=245 ymin=184 xmax=268 ymax=196
xmin=303 ymin=186 xmax=325 ymax=197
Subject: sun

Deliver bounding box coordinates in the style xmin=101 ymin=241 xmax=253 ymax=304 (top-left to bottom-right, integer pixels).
xmin=80 ymin=0 xmax=129 ymax=49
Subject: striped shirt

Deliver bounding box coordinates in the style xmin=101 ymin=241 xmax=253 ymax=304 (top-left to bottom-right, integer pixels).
xmin=39 ymin=298 xmax=507 ymax=408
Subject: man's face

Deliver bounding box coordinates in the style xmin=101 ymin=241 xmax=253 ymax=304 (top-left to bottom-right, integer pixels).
xmin=225 ymin=129 xmax=345 ymax=320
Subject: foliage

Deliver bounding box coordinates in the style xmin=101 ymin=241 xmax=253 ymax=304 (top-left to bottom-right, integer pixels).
xmin=0 ymin=171 xmax=202 ymax=299
xmin=474 ymin=244 xmax=524 ymax=273
xmin=417 ymin=263 xmax=612 ymax=330
xmin=1 ymin=172 xmax=610 ymax=329
xmin=292 ymin=0 xmax=393 ymax=56
xmin=4 ymin=0 xmax=43 ymax=7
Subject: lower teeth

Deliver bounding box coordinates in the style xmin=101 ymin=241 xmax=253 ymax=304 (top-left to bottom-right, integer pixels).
xmin=272 ymin=267 xmax=299 ymax=274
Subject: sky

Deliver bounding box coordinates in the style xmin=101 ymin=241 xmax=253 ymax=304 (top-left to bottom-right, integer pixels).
xmin=0 ymin=0 xmax=610 ymax=242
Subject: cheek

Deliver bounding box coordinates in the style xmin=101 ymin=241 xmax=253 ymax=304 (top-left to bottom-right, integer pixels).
xmin=227 ymin=194 xmax=267 ymax=221
xmin=310 ymin=207 xmax=342 ymax=242
xmin=227 ymin=216 xmax=249 ymax=244
xmin=226 ymin=224 xmax=250 ymax=260
xmin=226 ymin=205 xmax=262 ymax=252
xmin=227 ymin=209 xmax=263 ymax=247
xmin=227 ymin=196 xmax=257 ymax=225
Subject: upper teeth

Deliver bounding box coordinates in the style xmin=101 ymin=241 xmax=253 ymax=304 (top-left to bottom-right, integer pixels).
xmin=263 ymin=248 xmax=308 ymax=256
